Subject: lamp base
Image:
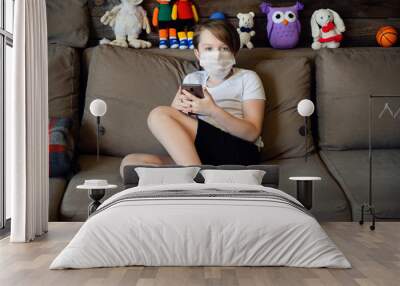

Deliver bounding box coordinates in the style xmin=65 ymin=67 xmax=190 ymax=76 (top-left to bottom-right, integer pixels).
xmin=99 ymin=126 xmax=106 ymax=136
xmin=298 ymin=126 xmax=306 ymax=136
xmin=359 ymin=203 xmax=376 ymax=230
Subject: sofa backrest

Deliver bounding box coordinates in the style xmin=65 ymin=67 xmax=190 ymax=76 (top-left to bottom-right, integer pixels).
xmin=46 ymin=0 xmax=89 ymax=48
xmin=78 ymin=46 xmax=199 ymax=157
xmin=48 ymin=44 xmax=81 ymax=140
xmin=79 ymin=46 xmax=317 ymax=161
xmin=52 ymin=46 xmax=400 ymax=162
xmin=254 ymin=57 xmax=314 ymax=160
xmin=316 ymin=48 xmax=400 ymax=150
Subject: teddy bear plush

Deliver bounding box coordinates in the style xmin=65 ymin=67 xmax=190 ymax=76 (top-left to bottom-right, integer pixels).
xmin=100 ymin=0 xmax=152 ymax=48
xmin=237 ymin=12 xmax=256 ymax=49
xmin=310 ymin=9 xmax=345 ymax=50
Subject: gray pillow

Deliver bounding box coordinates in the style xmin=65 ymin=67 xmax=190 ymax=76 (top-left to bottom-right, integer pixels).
xmin=200 ymin=169 xmax=266 ymax=185
xmin=316 ymin=48 xmax=400 ymax=150
xmin=135 ymin=167 xmax=201 ymax=186
xmin=255 ymin=57 xmax=314 ymax=160
xmin=123 ymin=164 xmax=280 ymax=189
xmin=46 ymin=0 xmax=89 ymax=48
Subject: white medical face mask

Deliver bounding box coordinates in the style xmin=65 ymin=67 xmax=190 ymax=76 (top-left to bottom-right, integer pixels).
xmin=199 ymin=50 xmax=236 ymax=81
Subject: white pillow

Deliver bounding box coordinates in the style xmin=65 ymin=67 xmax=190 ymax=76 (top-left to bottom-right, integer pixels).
xmin=200 ymin=169 xmax=266 ymax=185
xmin=135 ymin=167 xmax=201 ymax=186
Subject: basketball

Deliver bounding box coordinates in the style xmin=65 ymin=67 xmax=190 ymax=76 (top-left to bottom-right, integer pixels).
xmin=376 ymin=26 xmax=398 ymax=47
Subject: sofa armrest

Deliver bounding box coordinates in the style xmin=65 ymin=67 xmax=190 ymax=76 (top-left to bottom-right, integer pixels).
xmin=49 ymin=177 xmax=68 ymax=221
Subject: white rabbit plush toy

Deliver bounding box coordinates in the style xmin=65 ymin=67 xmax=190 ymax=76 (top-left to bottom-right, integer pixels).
xmin=100 ymin=0 xmax=152 ymax=48
xmin=310 ymin=9 xmax=345 ymax=50
xmin=237 ymin=12 xmax=256 ymax=49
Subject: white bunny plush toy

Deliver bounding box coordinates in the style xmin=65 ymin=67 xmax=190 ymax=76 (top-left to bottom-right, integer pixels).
xmin=100 ymin=0 xmax=152 ymax=48
xmin=237 ymin=12 xmax=256 ymax=49
xmin=310 ymin=9 xmax=345 ymax=50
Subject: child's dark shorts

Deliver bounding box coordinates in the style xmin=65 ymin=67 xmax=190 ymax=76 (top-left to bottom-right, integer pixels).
xmin=194 ymin=118 xmax=261 ymax=166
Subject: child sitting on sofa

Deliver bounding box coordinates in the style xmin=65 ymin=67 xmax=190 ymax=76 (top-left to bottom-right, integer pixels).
xmin=120 ymin=19 xmax=266 ymax=172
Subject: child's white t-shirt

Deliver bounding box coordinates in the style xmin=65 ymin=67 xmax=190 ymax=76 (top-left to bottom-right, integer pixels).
xmin=182 ymin=67 xmax=266 ymax=149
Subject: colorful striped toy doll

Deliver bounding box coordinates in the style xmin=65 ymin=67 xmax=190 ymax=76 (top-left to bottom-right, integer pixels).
xmin=172 ymin=0 xmax=199 ymax=49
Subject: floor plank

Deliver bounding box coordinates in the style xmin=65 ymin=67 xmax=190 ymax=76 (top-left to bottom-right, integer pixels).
xmin=0 ymin=222 xmax=399 ymax=286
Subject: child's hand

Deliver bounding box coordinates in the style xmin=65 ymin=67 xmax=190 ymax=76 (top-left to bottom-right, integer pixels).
xmin=171 ymin=86 xmax=191 ymax=114
xmin=181 ymin=87 xmax=217 ymax=116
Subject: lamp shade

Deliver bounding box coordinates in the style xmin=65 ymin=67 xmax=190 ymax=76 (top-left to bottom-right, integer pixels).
xmin=90 ymin=99 xmax=107 ymax=117
xmin=297 ymin=99 xmax=315 ymax=117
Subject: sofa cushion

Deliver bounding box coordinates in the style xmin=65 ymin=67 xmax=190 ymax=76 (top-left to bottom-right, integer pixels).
xmin=266 ymin=152 xmax=351 ymax=221
xmin=60 ymin=155 xmax=123 ymax=222
xmin=46 ymin=0 xmax=89 ymax=48
xmin=48 ymin=44 xmax=80 ymax=141
xmin=316 ymin=48 xmax=400 ymax=150
xmin=255 ymin=57 xmax=314 ymax=160
xmin=49 ymin=177 xmax=67 ymax=221
xmin=60 ymin=154 xmax=350 ymax=222
xmin=320 ymin=149 xmax=400 ymax=221
xmin=79 ymin=45 xmax=198 ymax=157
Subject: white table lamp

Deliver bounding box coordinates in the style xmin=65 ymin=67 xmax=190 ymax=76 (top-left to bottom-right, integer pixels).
xmin=297 ymin=99 xmax=314 ymax=117
xmin=90 ymin=99 xmax=107 ymax=161
xmin=297 ymin=99 xmax=315 ymax=162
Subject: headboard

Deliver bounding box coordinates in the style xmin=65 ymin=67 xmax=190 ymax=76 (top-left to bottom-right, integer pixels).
xmin=123 ymin=164 xmax=279 ymax=189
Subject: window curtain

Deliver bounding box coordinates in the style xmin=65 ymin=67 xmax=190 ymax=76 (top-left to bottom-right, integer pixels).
xmin=7 ymin=0 xmax=49 ymax=242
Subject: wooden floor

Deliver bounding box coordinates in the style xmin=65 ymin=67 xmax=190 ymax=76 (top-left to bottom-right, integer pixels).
xmin=0 ymin=222 xmax=399 ymax=286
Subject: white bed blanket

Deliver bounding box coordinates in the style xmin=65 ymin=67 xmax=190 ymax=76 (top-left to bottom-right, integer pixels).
xmin=50 ymin=183 xmax=351 ymax=269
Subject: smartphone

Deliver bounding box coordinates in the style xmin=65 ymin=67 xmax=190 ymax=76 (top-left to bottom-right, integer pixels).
xmin=181 ymin=84 xmax=204 ymax=116
xmin=181 ymin=84 xmax=204 ymax=99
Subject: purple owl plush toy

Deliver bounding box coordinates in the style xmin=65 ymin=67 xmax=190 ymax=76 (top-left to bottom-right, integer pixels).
xmin=260 ymin=1 xmax=304 ymax=49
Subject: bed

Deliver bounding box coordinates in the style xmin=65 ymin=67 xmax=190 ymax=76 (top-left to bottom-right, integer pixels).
xmin=50 ymin=165 xmax=350 ymax=269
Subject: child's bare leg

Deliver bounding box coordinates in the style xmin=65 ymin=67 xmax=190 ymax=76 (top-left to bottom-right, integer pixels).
xmin=147 ymin=106 xmax=201 ymax=165
xmin=119 ymin=153 xmax=175 ymax=178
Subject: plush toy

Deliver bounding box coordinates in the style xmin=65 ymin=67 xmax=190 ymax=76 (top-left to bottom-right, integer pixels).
xmin=260 ymin=2 xmax=304 ymax=49
xmin=152 ymin=0 xmax=179 ymax=49
xmin=100 ymin=0 xmax=152 ymax=48
xmin=236 ymin=12 xmax=256 ymax=49
xmin=310 ymin=9 xmax=345 ymax=50
xmin=172 ymin=0 xmax=199 ymax=49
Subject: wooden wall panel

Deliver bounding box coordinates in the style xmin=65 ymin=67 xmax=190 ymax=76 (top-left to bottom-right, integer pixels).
xmin=88 ymin=0 xmax=400 ymax=47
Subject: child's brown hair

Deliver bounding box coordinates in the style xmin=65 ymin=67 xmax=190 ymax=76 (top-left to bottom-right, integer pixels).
xmin=193 ymin=20 xmax=241 ymax=55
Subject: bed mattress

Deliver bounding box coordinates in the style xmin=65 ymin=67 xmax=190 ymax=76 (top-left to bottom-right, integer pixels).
xmin=50 ymin=183 xmax=351 ymax=269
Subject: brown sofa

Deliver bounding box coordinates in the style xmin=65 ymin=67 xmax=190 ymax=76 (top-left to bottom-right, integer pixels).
xmin=47 ymin=44 xmax=400 ymax=222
